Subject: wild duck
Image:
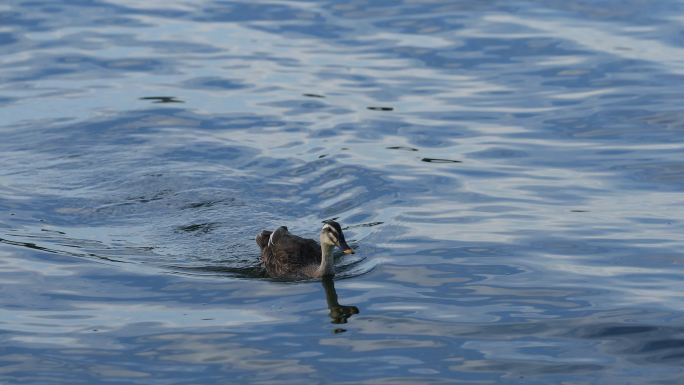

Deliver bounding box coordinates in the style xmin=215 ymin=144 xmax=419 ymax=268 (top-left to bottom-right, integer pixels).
xmin=256 ymin=220 xmax=354 ymax=279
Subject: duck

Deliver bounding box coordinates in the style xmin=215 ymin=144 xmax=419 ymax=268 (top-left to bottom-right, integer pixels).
xmin=256 ymin=220 xmax=354 ymax=279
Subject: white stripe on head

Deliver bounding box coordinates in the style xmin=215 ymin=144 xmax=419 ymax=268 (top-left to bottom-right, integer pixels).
xmin=268 ymin=231 xmax=276 ymax=246
xmin=322 ymin=223 xmax=338 ymax=235
xmin=322 ymin=224 xmax=339 ymax=245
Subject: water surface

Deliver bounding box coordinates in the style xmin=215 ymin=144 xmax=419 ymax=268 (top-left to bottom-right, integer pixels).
xmin=2 ymin=0 xmax=684 ymax=383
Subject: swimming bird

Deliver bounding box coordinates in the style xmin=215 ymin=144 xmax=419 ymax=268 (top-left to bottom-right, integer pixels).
xmin=256 ymin=220 xmax=354 ymax=279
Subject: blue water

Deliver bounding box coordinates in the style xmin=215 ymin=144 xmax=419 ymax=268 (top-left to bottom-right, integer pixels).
xmin=2 ymin=0 xmax=684 ymax=383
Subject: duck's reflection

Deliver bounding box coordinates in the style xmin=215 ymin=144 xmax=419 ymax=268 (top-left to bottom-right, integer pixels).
xmin=321 ymin=275 xmax=359 ymax=324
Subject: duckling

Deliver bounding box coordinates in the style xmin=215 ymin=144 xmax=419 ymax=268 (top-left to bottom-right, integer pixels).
xmin=256 ymin=220 xmax=354 ymax=279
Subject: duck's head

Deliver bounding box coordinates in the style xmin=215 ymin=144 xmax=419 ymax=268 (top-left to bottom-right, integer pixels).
xmin=320 ymin=220 xmax=354 ymax=254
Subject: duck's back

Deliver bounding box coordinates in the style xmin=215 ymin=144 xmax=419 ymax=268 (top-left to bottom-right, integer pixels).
xmin=257 ymin=227 xmax=321 ymax=278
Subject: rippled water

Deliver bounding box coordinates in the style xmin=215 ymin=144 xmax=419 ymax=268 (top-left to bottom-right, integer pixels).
xmin=3 ymin=0 xmax=684 ymax=383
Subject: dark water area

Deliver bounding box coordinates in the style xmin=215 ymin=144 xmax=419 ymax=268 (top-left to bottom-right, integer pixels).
xmin=2 ymin=0 xmax=684 ymax=383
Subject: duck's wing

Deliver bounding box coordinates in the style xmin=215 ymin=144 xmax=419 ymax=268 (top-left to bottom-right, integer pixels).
xmin=256 ymin=226 xmax=290 ymax=252
xmin=259 ymin=227 xmax=321 ymax=277
xmin=256 ymin=230 xmax=272 ymax=251
xmin=258 ymin=226 xmax=296 ymax=263
xmin=272 ymin=232 xmax=321 ymax=266
xmin=268 ymin=226 xmax=290 ymax=247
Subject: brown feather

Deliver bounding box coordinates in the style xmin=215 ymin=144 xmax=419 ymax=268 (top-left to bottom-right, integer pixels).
xmin=256 ymin=226 xmax=322 ymax=278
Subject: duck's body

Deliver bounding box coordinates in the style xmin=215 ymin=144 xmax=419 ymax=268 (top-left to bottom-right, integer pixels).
xmin=256 ymin=221 xmax=353 ymax=279
xmin=257 ymin=227 xmax=322 ymax=278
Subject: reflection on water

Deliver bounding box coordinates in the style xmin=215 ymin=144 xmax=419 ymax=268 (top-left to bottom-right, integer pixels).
xmin=322 ymin=276 xmax=360 ymax=325
xmin=2 ymin=0 xmax=684 ymax=383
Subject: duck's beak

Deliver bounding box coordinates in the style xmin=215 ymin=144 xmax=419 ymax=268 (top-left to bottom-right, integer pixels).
xmin=340 ymin=240 xmax=354 ymax=254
